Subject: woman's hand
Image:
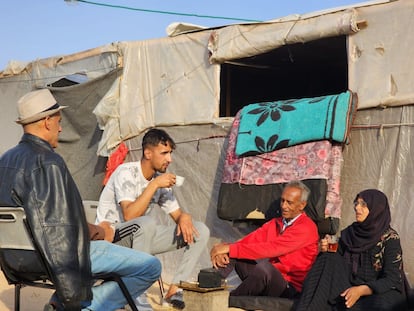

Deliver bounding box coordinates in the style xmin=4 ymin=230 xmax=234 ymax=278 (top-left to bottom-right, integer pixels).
xmin=341 ymin=285 xmax=372 ymax=308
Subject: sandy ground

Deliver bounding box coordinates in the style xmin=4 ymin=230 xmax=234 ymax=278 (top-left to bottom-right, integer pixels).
xmin=0 ymin=272 xmax=171 ymax=311
xmin=0 ymin=271 xmax=54 ymax=311
xmin=0 ymin=272 xmax=243 ymax=311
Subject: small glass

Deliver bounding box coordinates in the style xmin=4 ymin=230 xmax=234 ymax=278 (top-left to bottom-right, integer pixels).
xmin=327 ymin=235 xmax=338 ymax=253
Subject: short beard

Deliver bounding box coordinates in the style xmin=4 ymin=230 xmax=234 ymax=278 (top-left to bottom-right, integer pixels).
xmin=157 ymin=167 xmax=167 ymax=173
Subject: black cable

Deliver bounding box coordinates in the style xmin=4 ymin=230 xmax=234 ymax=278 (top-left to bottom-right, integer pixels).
xmin=70 ymin=0 xmax=262 ymax=23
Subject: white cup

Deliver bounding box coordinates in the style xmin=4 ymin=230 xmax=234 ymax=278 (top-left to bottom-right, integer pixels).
xmin=175 ymin=175 xmax=185 ymax=187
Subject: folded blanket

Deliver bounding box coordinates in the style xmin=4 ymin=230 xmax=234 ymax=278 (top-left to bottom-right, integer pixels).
xmin=235 ymin=91 xmax=356 ymax=157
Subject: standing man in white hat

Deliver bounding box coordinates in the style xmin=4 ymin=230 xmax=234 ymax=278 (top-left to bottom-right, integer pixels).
xmin=0 ymin=89 xmax=161 ymax=311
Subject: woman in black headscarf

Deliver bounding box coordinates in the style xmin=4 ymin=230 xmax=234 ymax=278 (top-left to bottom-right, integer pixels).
xmin=294 ymin=189 xmax=408 ymax=311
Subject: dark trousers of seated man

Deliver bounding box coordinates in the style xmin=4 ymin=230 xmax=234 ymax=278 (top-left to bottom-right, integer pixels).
xmin=220 ymin=258 xmax=298 ymax=299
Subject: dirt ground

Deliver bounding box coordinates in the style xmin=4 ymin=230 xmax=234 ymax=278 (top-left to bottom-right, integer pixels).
xmin=0 ymin=272 xmax=172 ymax=311
xmin=0 ymin=272 xmax=243 ymax=311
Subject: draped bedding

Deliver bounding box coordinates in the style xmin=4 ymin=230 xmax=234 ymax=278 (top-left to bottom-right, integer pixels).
xmin=217 ymin=91 xmax=356 ymax=225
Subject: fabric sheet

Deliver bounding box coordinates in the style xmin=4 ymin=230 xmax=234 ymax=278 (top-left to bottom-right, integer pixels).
xmin=102 ymin=142 xmax=129 ymax=185
xmin=235 ymin=91 xmax=355 ymax=157
xmin=219 ymin=111 xmax=343 ymax=219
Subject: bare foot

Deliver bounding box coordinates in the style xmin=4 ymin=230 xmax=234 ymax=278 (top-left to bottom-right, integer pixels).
xmin=164 ymin=284 xmax=179 ymax=299
xmin=164 ymin=284 xmax=185 ymax=310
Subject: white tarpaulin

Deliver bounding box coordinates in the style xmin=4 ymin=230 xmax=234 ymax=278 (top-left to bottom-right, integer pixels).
xmin=207 ymin=9 xmax=360 ymax=63
xmin=348 ymin=0 xmax=414 ymax=109
xmin=0 ymin=44 xmax=119 ymax=155
xmin=93 ymin=32 xmax=221 ymax=154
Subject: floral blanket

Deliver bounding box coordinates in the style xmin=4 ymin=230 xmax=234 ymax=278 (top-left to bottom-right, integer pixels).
xmin=235 ymin=91 xmax=356 ymax=157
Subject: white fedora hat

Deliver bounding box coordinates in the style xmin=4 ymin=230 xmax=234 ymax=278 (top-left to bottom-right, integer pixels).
xmin=15 ymin=89 xmax=67 ymax=125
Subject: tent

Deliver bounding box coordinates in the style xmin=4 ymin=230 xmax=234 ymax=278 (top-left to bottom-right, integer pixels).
xmin=0 ymin=0 xmax=413 ymax=288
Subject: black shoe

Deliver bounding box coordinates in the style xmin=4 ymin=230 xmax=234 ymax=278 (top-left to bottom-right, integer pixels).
xmin=165 ymin=290 xmax=185 ymax=310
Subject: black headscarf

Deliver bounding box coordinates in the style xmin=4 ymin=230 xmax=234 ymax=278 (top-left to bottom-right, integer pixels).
xmin=341 ymin=189 xmax=391 ymax=253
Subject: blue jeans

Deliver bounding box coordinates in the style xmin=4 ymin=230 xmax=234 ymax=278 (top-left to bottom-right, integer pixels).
xmin=51 ymin=240 xmax=161 ymax=311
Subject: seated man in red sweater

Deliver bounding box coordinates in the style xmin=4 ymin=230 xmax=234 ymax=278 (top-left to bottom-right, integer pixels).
xmin=210 ymin=180 xmax=319 ymax=299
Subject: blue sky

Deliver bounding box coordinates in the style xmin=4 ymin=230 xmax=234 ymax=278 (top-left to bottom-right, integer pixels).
xmin=1 ymin=0 xmax=365 ymax=70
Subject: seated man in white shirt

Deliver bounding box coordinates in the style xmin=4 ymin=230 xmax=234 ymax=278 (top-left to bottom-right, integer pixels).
xmin=96 ymin=128 xmax=210 ymax=310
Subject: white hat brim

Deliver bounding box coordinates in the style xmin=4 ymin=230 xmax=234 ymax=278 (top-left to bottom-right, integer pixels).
xmin=15 ymin=106 xmax=68 ymax=125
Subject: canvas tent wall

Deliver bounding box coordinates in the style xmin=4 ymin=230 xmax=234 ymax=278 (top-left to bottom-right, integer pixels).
xmin=0 ymin=0 xmax=413 ymax=286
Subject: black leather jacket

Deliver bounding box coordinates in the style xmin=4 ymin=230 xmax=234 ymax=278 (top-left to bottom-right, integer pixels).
xmin=0 ymin=133 xmax=92 ymax=309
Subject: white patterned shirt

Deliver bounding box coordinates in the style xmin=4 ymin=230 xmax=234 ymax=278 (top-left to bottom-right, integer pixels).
xmin=96 ymin=161 xmax=180 ymax=224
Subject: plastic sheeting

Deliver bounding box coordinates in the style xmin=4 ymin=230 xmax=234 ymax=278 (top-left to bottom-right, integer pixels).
xmin=341 ymin=105 xmax=414 ymax=285
xmin=0 ymin=43 xmax=118 ymax=80
xmin=5 ymin=1 xmax=414 ymax=156
xmin=348 ymin=1 xmax=414 ymax=109
xmin=0 ymin=45 xmax=119 ymax=155
xmin=94 ymin=1 xmax=414 ymax=155
xmin=207 ymin=9 xmax=360 ymax=64
xmin=93 ymin=33 xmax=221 ymax=155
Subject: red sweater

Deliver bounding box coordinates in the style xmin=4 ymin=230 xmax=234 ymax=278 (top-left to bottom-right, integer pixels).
xmin=229 ymin=213 xmax=319 ymax=291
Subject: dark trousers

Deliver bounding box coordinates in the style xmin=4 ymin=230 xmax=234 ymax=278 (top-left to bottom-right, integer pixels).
xmin=294 ymin=252 xmax=408 ymax=311
xmin=222 ymin=259 xmax=297 ymax=298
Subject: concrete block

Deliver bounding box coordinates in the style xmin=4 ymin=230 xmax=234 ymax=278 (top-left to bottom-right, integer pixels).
xmin=183 ymin=289 xmax=230 ymax=311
